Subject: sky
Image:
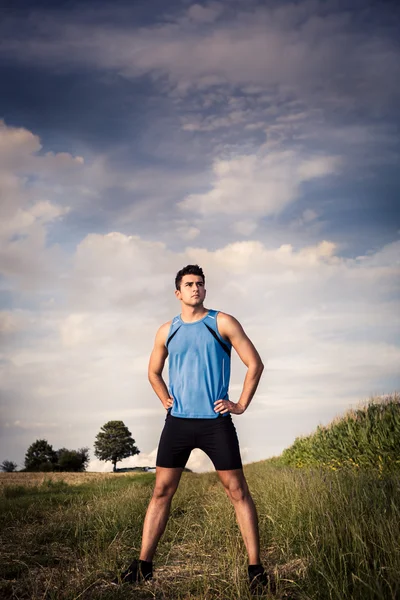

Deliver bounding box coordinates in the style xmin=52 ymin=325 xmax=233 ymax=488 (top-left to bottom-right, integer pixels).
xmin=0 ymin=0 xmax=399 ymax=473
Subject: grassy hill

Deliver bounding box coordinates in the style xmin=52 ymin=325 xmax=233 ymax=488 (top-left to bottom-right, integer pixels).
xmin=281 ymin=393 xmax=400 ymax=473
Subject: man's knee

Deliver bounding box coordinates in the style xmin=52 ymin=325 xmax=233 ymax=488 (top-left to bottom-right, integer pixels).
xmin=152 ymin=481 xmax=178 ymax=501
xmin=224 ymin=479 xmax=249 ymax=503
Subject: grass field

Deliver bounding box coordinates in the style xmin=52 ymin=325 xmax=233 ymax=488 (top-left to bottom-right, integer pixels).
xmin=0 ymin=471 xmax=142 ymax=488
xmin=1 ymin=463 xmax=399 ymax=600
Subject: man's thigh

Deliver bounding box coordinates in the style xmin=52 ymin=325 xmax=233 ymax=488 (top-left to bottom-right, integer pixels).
xmin=156 ymin=414 xmax=193 ymax=468
xmin=216 ymin=468 xmax=248 ymax=492
xmin=197 ymin=415 xmax=243 ymax=471
xmin=153 ymin=466 xmax=184 ymax=496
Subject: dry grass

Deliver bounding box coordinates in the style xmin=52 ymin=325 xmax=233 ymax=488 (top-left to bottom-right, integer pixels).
xmin=0 ymin=471 xmax=141 ymax=489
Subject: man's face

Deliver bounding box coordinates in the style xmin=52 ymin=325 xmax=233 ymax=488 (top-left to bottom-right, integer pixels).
xmin=175 ymin=274 xmax=206 ymax=307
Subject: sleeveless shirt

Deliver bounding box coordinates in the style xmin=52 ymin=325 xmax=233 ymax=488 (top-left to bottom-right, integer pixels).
xmin=166 ymin=309 xmax=232 ymax=418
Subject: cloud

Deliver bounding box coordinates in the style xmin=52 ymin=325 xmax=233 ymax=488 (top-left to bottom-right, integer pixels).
xmin=302 ymin=209 xmax=317 ymax=223
xmin=4 ymin=420 xmax=58 ymax=431
xmin=0 ymin=311 xmax=26 ymax=335
xmin=0 ymin=121 xmax=80 ymax=286
xmin=0 ymin=121 xmax=41 ymax=168
xmin=175 ymin=222 xmax=201 ymax=241
xmin=68 ymin=232 xmax=181 ymax=314
xmin=232 ymin=219 xmax=258 ymax=236
xmin=88 ymin=447 xmax=216 ymax=473
xmin=186 ymin=3 xmax=224 ymax=24
xmin=1 ymin=220 xmax=399 ymax=469
xmin=181 ymin=109 xmax=252 ymax=132
xmin=0 ymin=119 xmax=200 ymax=291
xmin=0 ymin=3 xmax=399 ymax=474
xmin=0 ymin=121 xmax=84 ymax=176
xmin=179 ymin=148 xmax=340 ymax=215
xmin=1 ymin=1 xmax=398 ymax=116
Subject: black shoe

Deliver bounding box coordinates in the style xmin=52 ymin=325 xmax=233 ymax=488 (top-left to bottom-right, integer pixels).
xmin=248 ymin=565 xmax=275 ymax=595
xmin=113 ymin=559 xmax=153 ymax=584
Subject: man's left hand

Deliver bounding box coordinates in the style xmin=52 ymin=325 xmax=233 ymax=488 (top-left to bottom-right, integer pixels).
xmin=214 ymin=399 xmax=246 ymax=415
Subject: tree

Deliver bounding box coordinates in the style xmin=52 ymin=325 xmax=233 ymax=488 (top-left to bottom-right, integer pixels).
xmin=24 ymin=439 xmax=57 ymax=471
xmin=56 ymin=447 xmax=90 ymax=472
xmin=94 ymin=421 xmax=140 ymax=472
xmin=1 ymin=460 xmax=18 ymax=472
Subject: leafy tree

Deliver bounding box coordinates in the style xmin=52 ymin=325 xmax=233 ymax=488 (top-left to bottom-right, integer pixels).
xmin=1 ymin=460 xmax=18 ymax=472
xmin=94 ymin=421 xmax=140 ymax=472
xmin=24 ymin=439 xmax=57 ymax=472
xmin=56 ymin=447 xmax=90 ymax=472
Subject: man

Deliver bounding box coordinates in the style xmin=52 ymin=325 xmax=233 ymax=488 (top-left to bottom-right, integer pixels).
xmin=116 ymin=264 xmax=272 ymax=593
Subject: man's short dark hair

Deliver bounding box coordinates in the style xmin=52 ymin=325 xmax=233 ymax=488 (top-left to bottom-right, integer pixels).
xmin=175 ymin=265 xmax=205 ymax=290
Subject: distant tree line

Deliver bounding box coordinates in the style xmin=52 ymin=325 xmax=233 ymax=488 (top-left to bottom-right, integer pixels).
xmin=2 ymin=420 xmax=141 ymax=473
xmin=1 ymin=440 xmax=89 ymax=473
xmin=1 ymin=460 xmax=18 ymax=473
xmin=24 ymin=440 xmax=90 ymax=472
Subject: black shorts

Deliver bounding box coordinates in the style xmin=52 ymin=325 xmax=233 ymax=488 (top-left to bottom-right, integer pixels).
xmin=156 ymin=413 xmax=243 ymax=471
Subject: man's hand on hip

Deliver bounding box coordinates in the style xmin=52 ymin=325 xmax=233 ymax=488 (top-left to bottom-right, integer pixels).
xmin=162 ymin=397 xmax=174 ymax=410
xmin=214 ymin=399 xmax=245 ymax=415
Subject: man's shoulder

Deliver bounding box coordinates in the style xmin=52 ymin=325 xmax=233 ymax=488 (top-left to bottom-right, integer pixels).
xmin=216 ymin=311 xmax=242 ymax=339
xmin=155 ymin=320 xmax=173 ymax=344
xmin=216 ymin=311 xmax=239 ymax=325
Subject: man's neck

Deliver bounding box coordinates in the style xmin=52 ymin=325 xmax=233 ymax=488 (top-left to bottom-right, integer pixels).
xmin=180 ymin=304 xmax=208 ymax=323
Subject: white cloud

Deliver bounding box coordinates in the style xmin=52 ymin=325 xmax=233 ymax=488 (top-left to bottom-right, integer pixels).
xmin=0 ymin=121 xmax=79 ymax=285
xmin=88 ymin=448 xmax=158 ymax=473
xmin=181 ymin=109 xmax=251 ymax=132
xmin=179 ymin=148 xmax=340 ymax=215
xmin=5 ymin=420 xmax=58 ymax=431
xmin=297 ymin=156 xmax=339 ymax=179
xmin=175 ymin=224 xmax=201 ymax=241
xmin=0 ymin=311 xmax=26 ymax=335
xmin=302 ymin=209 xmax=317 ymax=223
xmin=0 ymin=120 xmax=41 ymax=169
xmin=232 ymin=219 xmax=258 ymax=236
xmin=30 ymin=200 xmax=70 ymax=222
xmin=187 ymin=3 xmax=224 ymax=24
xmin=88 ymin=446 xmax=244 ymax=474
xmin=1 ymin=224 xmax=399 ymax=470
xmin=59 ymin=313 xmax=94 ymax=348
xmin=0 ymin=120 xmax=84 ymax=177
xmin=68 ymin=232 xmax=181 ymax=314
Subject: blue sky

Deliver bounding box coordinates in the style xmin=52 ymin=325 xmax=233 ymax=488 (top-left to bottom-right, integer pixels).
xmin=0 ymin=0 xmax=399 ymax=471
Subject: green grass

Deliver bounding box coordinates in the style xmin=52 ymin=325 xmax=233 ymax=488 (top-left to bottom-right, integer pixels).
xmin=281 ymin=393 xmax=400 ymax=474
xmin=1 ymin=465 xmax=399 ymax=599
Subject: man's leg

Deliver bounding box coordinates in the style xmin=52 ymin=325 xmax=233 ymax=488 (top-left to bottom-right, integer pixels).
xmin=139 ymin=466 xmax=183 ymax=562
xmin=217 ymin=468 xmax=261 ymax=565
xmin=114 ymin=466 xmax=182 ymax=584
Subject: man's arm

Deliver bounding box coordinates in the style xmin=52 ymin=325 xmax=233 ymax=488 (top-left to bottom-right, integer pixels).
xmin=214 ymin=313 xmax=264 ymax=415
xmin=148 ymin=322 xmax=173 ymax=411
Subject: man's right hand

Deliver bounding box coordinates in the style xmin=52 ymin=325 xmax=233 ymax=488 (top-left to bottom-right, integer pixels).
xmin=162 ymin=396 xmax=174 ymax=410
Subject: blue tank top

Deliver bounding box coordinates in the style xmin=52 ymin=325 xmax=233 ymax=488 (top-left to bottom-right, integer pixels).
xmin=166 ymin=309 xmax=232 ymax=418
